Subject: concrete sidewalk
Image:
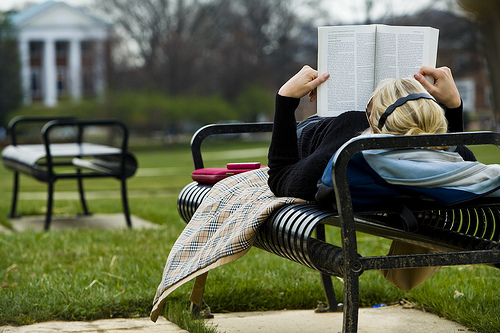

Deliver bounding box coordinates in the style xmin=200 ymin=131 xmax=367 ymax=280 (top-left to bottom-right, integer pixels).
xmin=0 ymin=306 xmax=473 ymax=332
xmin=207 ymin=306 xmax=474 ymax=332
xmin=0 ymin=213 xmax=159 ymax=233
xmin=0 ymin=215 xmax=474 ymax=332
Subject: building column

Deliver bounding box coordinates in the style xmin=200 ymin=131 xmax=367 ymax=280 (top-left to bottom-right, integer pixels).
xmin=70 ymin=38 xmax=82 ymax=101
xmin=43 ymin=38 xmax=57 ymax=107
xmin=18 ymin=37 xmax=31 ymax=105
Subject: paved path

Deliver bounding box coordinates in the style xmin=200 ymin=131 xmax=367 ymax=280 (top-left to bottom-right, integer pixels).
xmin=0 ymin=317 xmax=186 ymax=332
xmin=0 ymin=213 xmax=159 ymax=233
xmin=207 ymin=306 xmax=474 ymax=333
xmin=0 ymin=306 xmax=473 ymax=333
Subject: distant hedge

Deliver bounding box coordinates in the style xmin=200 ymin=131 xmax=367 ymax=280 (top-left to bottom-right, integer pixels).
xmin=7 ymin=86 xmax=274 ymax=134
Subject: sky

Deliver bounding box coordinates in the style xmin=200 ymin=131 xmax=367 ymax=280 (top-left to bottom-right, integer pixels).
xmin=0 ymin=0 xmax=91 ymax=12
xmin=1 ymin=0 xmax=457 ymax=22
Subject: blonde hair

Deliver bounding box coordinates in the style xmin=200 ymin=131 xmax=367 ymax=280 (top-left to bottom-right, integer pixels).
xmin=368 ymin=77 xmax=448 ymax=136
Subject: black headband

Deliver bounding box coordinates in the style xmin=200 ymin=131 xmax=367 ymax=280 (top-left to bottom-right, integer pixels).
xmin=377 ymin=93 xmax=438 ymax=130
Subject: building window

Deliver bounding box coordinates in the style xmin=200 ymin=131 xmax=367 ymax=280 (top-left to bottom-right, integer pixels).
xmin=30 ymin=68 xmax=42 ymax=99
xmin=56 ymin=67 xmax=67 ymax=96
xmin=455 ymin=54 xmax=470 ymax=73
xmin=82 ymin=41 xmax=96 ymax=97
xmin=29 ymin=41 xmax=43 ymax=67
xmin=56 ymin=41 xmax=68 ymax=56
xmin=29 ymin=41 xmax=43 ymax=57
xmin=56 ymin=41 xmax=69 ymax=65
xmin=81 ymin=40 xmax=95 ymax=55
xmin=29 ymin=42 xmax=44 ymax=100
xmin=55 ymin=41 xmax=69 ymax=98
xmin=485 ymin=86 xmax=492 ymax=109
xmin=82 ymin=68 xmax=95 ymax=96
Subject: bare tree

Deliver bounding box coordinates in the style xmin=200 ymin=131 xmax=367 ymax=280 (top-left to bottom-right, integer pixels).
xmin=458 ymin=0 xmax=500 ymax=127
xmin=93 ymin=0 xmax=200 ymax=71
xmin=91 ymin=0 xmax=321 ymax=98
xmin=195 ymin=0 xmax=308 ymax=97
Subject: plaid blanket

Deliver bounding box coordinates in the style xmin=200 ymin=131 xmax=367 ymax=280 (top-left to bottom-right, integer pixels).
xmin=150 ymin=167 xmax=306 ymax=321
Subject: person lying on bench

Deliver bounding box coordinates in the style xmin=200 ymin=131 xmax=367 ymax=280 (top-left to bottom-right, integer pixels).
xmin=268 ymin=65 xmax=475 ymax=202
xmin=267 ymin=65 xmax=499 ymax=290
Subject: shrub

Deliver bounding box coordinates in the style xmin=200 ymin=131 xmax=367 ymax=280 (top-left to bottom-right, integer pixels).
xmin=7 ymin=92 xmax=240 ymax=134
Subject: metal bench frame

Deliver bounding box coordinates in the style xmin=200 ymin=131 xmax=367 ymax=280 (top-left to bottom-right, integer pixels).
xmin=2 ymin=116 xmax=137 ymax=230
xmin=178 ymin=122 xmax=500 ymax=333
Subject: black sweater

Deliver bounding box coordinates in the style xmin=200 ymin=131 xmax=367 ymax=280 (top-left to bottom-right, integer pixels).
xmin=267 ymin=93 xmax=475 ymax=201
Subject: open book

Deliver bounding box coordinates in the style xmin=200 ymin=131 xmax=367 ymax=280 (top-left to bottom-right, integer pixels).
xmin=317 ymin=24 xmax=439 ymax=117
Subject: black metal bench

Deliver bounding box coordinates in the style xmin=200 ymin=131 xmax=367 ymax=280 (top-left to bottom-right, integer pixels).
xmin=1 ymin=116 xmax=138 ymax=230
xmin=177 ymin=122 xmax=500 ymax=333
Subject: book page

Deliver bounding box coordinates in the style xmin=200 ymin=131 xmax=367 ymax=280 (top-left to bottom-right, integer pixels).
xmin=374 ymin=25 xmax=439 ymax=88
xmin=317 ymin=25 xmax=376 ymax=117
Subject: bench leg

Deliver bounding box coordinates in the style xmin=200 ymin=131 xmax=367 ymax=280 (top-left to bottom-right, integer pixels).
xmin=120 ymin=178 xmax=132 ymax=228
xmin=189 ymin=272 xmax=214 ymax=319
xmin=342 ymin=266 xmax=361 ymax=333
xmin=76 ymin=174 xmax=91 ymax=216
xmin=44 ymin=181 xmax=54 ymax=231
xmin=315 ymin=224 xmax=339 ymax=312
xmin=316 ymin=273 xmax=339 ymax=312
xmin=9 ymin=172 xmax=20 ymax=218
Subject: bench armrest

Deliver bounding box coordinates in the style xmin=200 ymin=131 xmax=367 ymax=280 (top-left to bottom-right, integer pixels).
xmin=190 ymin=122 xmax=273 ymax=169
xmin=7 ymin=116 xmax=78 ymax=146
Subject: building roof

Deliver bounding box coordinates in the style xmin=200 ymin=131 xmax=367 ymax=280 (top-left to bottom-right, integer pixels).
xmin=11 ymin=0 xmax=110 ymax=28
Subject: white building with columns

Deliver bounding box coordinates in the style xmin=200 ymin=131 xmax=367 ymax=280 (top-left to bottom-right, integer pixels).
xmin=11 ymin=1 xmax=110 ymax=106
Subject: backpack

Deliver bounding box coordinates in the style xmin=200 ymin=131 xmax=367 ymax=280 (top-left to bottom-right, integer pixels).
xmin=316 ymin=147 xmax=500 ymax=209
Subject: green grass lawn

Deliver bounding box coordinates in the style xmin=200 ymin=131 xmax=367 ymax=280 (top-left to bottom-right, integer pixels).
xmin=0 ymin=139 xmax=499 ymax=332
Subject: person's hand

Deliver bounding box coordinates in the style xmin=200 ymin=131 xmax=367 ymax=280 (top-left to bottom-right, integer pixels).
xmin=278 ymin=65 xmax=330 ymax=102
xmin=414 ymin=66 xmax=461 ymax=108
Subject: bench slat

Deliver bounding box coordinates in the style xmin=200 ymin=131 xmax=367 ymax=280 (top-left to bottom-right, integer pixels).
xmin=2 ymin=143 xmax=122 ymax=165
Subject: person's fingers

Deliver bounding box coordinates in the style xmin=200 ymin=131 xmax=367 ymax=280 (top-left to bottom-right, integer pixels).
xmin=309 ymin=89 xmax=316 ymax=102
xmin=414 ymin=72 xmax=435 ymax=94
xmin=308 ymin=73 xmax=329 ymax=102
xmin=308 ymin=72 xmax=330 ymax=89
xmin=418 ymin=65 xmax=438 ymax=77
